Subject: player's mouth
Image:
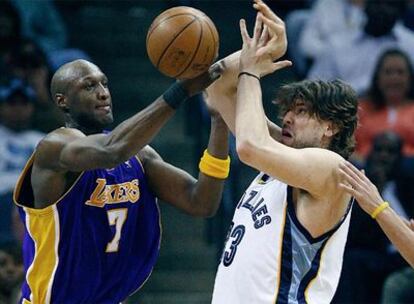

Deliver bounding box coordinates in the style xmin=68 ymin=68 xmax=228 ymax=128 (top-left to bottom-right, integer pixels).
xmin=95 ymin=104 xmax=111 ymax=113
xmin=281 ymin=129 xmax=292 ymax=138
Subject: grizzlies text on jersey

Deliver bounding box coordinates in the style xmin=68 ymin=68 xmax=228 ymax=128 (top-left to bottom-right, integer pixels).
xmin=212 ymin=173 xmax=352 ymax=304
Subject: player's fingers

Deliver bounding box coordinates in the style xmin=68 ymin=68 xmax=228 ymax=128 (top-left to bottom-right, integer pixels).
xmin=338 ymin=166 xmax=360 ymax=190
xmin=208 ymin=62 xmax=223 ymax=81
xmin=338 ymin=182 xmax=357 ymax=197
xmin=253 ymin=0 xmax=284 ymax=25
xmin=340 ymin=162 xmax=366 ymax=185
xmin=239 ymin=19 xmax=250 ymax=44
xmin=258 ymin=25 xmax=268 ymax=47
xmin=261 ymin=15 xmax=285 ymax=38
xmin=344 ymin=161 xmax=369 ymax=183
xmin=271 ymin=60 xmax=292 ymax=72
xmin=253 ymin=13 xmax=263 ymax=43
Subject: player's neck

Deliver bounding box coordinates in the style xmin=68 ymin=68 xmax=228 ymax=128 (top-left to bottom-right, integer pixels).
xmin=65 ymin=120 xmax=103 ymax=135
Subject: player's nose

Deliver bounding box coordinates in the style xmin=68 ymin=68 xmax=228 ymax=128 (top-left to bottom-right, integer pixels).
xmin=97 ymin=83 xmax=110 ymax=100
xmin=283 ymin=110 xmax=294 ymax=125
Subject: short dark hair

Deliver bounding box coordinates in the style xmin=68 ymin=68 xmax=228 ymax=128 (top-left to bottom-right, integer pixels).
xmin=275 ymin=80 xmax=358 ymax=159
xmin=368 ymin=49 xmax=414 ymax=108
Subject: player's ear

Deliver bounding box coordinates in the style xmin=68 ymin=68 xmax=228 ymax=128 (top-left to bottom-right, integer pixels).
xmin=55 ymin=93 xmax=69 ymax=113
xmin=324 ymin=122 xmax=339 ymax=138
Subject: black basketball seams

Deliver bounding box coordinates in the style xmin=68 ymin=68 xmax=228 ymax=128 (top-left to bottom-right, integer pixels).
xmin=174 ymin=17 xmax=204 ymax=78
xmin=154 ymin=17 xmax=198 ymax=68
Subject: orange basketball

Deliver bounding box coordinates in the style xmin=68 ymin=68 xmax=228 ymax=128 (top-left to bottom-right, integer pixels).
xmin=146 ymin=6 xmax=219 ymax=79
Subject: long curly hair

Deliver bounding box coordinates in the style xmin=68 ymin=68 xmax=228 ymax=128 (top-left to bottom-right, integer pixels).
xmin=275 ymin=80 xmax=358 ymax=159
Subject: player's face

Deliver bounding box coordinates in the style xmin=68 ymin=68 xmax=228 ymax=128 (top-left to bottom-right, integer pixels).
xmin=378 ymin=55 xmax=411 ymax=105
xmin=66 ymin=67 xmax=113 ymax=131
xmin=280 ymin=100 xmax=329 ymax=149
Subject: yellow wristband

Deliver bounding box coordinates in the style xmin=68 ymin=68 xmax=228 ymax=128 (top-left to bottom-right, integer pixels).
xmin=199 ymin=149 xmax=230 ymax=179
xmin=371 ymin=202 xmax=389 ymax=219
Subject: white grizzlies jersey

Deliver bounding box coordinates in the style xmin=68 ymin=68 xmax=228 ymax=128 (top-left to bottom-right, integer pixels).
xmin=212 ymin=173 xmax=353 ymax=304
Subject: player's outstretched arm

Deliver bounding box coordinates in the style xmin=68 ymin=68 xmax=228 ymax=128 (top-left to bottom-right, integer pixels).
xmin=338 ymin=161 xmax=414 ymax=268
xmin=205 ymin=0 xmax=288 ymax=140
xmin=35 ymin=69 xmax=221 ymax=173
xmin=235 ymin=13 xmax=344 ymax=198
xmin=138 ymin=112 xmax=229 ymax=217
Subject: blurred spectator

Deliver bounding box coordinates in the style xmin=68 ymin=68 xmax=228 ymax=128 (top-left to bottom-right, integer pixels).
xmin=5 ymin=0 xmax=90 ymax=80
xmin=5 ymin=39 xmax=65 ymax=132
xmin=355 ymin=49 xmax=414 ymax=160
xmin=403 ymin=0 xmax=414 ymax=31
xmin=0 ymin=1 xmax=21 ymax=84
xmin=308 ymin=0 xmax=414 ymax=95
xmin=298 ymin=0 xmax=366 ymax=72
xmin=334 ymin=131 xmax=412 ymax=303
xmin=7 ymin=39 xmax=51 ymax=105
xmin=0 ymin=79 xmax=44 ymax=244
xmin=0 ymin=241 xmax=23 ymax=304
xmin=381 ymin=267 xmax=414 ymax=303
xmin=9 ymin=0 xmax=67 ymax=54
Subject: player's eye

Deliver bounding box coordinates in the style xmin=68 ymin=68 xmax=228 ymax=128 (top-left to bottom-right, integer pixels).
xmin=85 ymin=83 xmax=94 ymax=91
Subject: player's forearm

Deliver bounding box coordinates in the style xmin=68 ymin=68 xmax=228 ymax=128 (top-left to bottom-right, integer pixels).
xmin=190 ymin=116 xmax=229 ymax=217
xmin=104 ymin=97 xmax=176 ymax=163
xmin=376 ymin=207 xmax=414 ymax=267
xmin=205 ymin=51 xmax=240 ymax=133
xmin=235 ymin=76 xmax=270 ymax=164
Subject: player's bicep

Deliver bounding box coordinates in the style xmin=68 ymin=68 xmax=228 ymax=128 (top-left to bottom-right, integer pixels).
xmin=35 ymin=129 xmax=119 ymax=172
xmin=241 ymin=140 xmax=340 ymax=195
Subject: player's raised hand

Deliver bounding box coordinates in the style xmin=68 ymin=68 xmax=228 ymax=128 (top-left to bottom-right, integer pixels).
xmin=253 ymin=0 xmax=288 ymax=60
xmin=338 ymin=161 xmax=384 ymax=215
xmin=239 ymin=13 xmax=291 ymax=78
xmin=180 ymin=63 xmax=223 ymax=97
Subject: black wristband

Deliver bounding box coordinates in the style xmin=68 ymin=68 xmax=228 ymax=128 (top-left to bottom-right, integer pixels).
xmin=163 ymin=82 xmax=189 ymax=109
xmin=238 ymin=71 xmax=260 ymax=81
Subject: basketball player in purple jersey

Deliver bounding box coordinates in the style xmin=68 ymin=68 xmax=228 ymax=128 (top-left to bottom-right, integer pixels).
xmin=13 ymin=60 xmax=229 ymax=303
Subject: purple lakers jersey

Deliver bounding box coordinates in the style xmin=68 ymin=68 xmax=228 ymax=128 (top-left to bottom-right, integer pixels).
xmin=13 ymin=154 xmax=161 ymax=303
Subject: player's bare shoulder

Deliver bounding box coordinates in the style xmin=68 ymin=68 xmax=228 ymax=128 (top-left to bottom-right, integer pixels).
xmin=303 ymin=147 xmax=348 ymax=197
xmin=34 ymin=128 xmax=86 ymax=171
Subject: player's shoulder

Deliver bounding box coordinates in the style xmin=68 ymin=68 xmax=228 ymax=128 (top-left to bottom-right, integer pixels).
xmin=39 ymin=127 xmax=85 ymax=147
xmin=305 ymin=147 xmax=344 ymax=164
xmin=35 ymin=128 xmax=86 ymax=162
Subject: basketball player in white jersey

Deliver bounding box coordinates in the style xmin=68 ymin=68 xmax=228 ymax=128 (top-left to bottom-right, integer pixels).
xmin=205 ymin=1 xmax=358 ymax=303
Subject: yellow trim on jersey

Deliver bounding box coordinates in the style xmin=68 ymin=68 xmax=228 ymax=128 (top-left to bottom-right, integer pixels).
xmin=13 ymin=152 xmax=85 ymax=214
xmin=272 ymin=200 xmax=288 ymax=303
xmin=13 ymin=153 xmax=35 ymax=207
xmin=22 ymin=299 xmax=31 ymax=304
xmin=25 ymin=206 xmax=60 ymax=304
xmin=135 ymin=155 xmax=145 ymax=173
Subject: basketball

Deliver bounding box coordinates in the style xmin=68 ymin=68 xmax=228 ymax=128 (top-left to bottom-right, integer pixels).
xmin=146 ymin=6 xmax=219 ymax=79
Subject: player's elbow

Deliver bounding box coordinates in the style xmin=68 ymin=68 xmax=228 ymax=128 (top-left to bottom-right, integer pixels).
xmin=236 ymin=139 xmax=257 ymax=165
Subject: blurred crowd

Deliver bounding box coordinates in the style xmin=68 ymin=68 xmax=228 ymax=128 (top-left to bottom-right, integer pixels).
xmin=284 ymin=0 xmax=414 ymax=302
xmin=0 ymin=1 xmax=91 ymax=303
xmin=1 ymin=0 xmax=414 ymax=303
